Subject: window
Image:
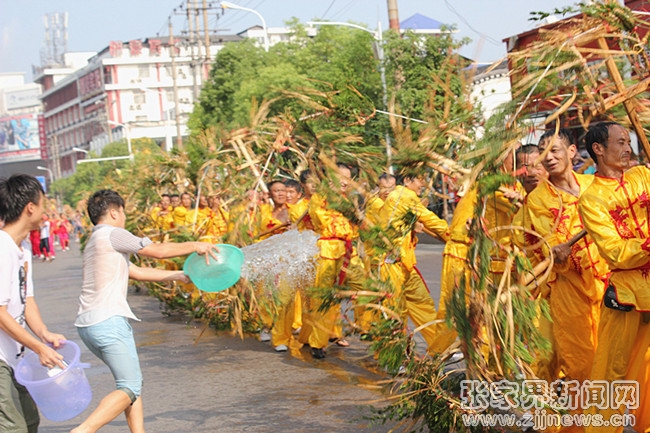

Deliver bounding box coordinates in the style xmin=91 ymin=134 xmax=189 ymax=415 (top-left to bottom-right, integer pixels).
xmin=138 ymin=65 xmax=150 ymax=78
xmin=133 ymin=91 xmax=146 ymax=105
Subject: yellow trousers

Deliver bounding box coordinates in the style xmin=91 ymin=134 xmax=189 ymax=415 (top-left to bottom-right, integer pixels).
xmin=532 ymin=300 xmax=558 ymax=383
xmin=585 ymin=308 xmax=650 ymax=433
xmin=427 ymin=253 xmax=468 ymax=354
xmin=380 ymin=263 xmax=438 ymax=349
xmin=292 ymin=291 xmax=302 ymax=330
xmin=270 ymin=274 xmax=297 ymax=347
xmin=299 ymin=255 xmax=367 ymax=349
xmin=550 ymin=279 xmax=600 ymax=384
xmin=299 ymin=257 xmax=342 ymax=350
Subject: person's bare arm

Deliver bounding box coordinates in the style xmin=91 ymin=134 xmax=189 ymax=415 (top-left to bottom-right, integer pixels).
xmin=1 ymin=301 xmax=65 ymax=368
xmin=128 ymin=263 xmax=190 ymax=283
xmin=139 ymin=241 xmax=219 ymax=263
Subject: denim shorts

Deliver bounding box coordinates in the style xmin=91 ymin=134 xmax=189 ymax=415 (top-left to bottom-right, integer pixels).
xmin=77 ymin=316 xmax=142 ymax=402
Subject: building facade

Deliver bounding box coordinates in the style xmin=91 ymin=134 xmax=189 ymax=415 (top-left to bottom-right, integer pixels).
xmin=37 ymin=35 xmax=241 ymax=179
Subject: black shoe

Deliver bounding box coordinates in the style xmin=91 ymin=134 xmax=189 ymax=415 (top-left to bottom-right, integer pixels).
xmin=311 ymin=348 xmax=326 ymax=359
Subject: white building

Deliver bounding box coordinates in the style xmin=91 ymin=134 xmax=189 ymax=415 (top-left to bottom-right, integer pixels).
xmin=469 ymin=60 xmax=512 ymax=122
xmin=237 ymin=26 xmax=317 ymax=48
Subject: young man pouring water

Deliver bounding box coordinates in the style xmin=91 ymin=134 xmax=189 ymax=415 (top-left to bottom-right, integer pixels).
xmin=72 ymin=190 xmax=218 ymax=433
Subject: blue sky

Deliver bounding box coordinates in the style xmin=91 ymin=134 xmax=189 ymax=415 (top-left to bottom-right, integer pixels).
xmin=1 ymin=0 xmax=575 ymax=80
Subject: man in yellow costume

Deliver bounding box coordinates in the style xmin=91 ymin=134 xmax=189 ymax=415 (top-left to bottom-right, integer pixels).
xmin=255 ymin=180 xmax=293 ymax=350
xmin=378 ymin=171 xmax=449 ymax=352
xmin=516 ymin=144 xmax=547 ymax=195
xmin=579 ymin=122 xmax=650 ymax=433
xmin=428 ymin=187 xmax=476 ymax=355
xmin=365 ymin=173 xmax=396 ymax=227
xmin=204 ymin=195 xmax=229 ymax=243
xmin=172 ymin=192 xmax=192 ymax=228
xmin=185 ymin=195 xmax=211 ymax=235
xmin=149 ymin=194 xmax=173 ymax=231
xmin=299 ymin=164 xmax=365 ymax=359
xmin=287 ymin=170 xmax=315 ymax=232
xmin=285 ymin=175 xmax=311 ymax=332
xmin=525 ymin=129 xmax=607 ymax=390
xmin=429 ymin=147 xmax=523 ymax=355
xmin=512 ymin=144 xmax=557 ymax=382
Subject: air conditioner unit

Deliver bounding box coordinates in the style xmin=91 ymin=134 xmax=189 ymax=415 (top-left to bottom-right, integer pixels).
xmin=130 ymin=78 xmax=142 ymax=84
xmin=135 ymin=104 xmax=142 ymax=110
xmin=129 ymin=105 xmax=136 ymax=111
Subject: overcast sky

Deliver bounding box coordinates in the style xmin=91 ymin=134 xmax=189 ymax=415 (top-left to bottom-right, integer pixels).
xmin=1 ymin=0 xmax=576 ymax=80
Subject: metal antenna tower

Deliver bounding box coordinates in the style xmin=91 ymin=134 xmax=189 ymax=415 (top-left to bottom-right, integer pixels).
xmin=40 ymin=12 xmax=69 ymax=67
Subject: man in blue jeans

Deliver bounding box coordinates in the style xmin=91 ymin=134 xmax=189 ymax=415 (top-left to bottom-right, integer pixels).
xmin=72 ymin=190 xmax=219 ymax=433
xmin=0 ymin=174 xmax=66 ymax=433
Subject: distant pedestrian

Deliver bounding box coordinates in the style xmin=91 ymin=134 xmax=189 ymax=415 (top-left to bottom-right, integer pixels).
xmin=39 ymin=215 xmax=52 ymax=261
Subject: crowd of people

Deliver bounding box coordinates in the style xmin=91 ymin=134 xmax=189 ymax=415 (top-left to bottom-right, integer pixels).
xmin=26 ymin=211 xmax=84 ymax=262
xmin=2 ymin=121 xmax=650 ymax=432
xmin=143 ymin=122 xmax=646 ymax=432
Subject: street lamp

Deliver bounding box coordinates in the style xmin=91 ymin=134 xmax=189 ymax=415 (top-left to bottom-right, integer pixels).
xmin=221 ymin=1 xmax=269 ymax=52
xmin=137 ymin=86 xmax=173 ymax=152
xmin=36 ymin=165 xmax=61 ymax=210
xmin=72 ymin=147 xmax=89 ymax=154
xmin=307 ymin=21 xmax=392 ymax=171
xmin=36 ymin=165 xmax=54 ymax=180
xmin=77 ymin=121 xmax=133 ymax=164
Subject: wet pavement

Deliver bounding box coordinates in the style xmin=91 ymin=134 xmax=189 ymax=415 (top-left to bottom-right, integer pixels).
xmin=33 ymin=240 xmax=444 ymax=432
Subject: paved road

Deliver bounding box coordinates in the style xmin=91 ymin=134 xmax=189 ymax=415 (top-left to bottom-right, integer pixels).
xmin=33 ymin=240 xmax=444 ymax=432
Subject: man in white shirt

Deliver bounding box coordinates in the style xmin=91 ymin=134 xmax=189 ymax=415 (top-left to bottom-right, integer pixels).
xmin=0 ymin=174 xmax=66 ymax=433
xmin=72 ymin=190 xmax=219 ymax=433
xmin=38 ymin=215 xmax=52 ymax=261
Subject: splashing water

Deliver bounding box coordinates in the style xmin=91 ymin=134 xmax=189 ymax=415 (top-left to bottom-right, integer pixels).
xmin=240 ymin=229 xmax=320 ymax=289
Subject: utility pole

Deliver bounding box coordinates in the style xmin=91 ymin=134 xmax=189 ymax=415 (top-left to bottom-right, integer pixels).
xmin=194 ymin=8 xmax=204 ymax=83
xmin=51 ymin=135 xmax=61 ymax=180
xmin=169 ymin=18 xmax=183 ymax=151
xmin=202 ymin=0 xmax=211 ymax=78
xmin=387 ymin=0 xmax=400 ymax=32
xmin=104 ymin=97 xmax=113 ymax=142
xmin=187 ymin=0 xmax=199 ymax=100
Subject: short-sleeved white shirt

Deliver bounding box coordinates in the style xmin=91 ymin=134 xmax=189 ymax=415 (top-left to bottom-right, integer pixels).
xmin=40 ymin=220 xmax=50 ymax=239
xmin=75 ymin=225 xmax=152 ymax=327
xmin=0 ymin=230 xmax=35 ymax=368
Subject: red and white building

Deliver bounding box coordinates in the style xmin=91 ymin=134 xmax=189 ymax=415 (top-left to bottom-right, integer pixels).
xmin=37 ymin=35 xmax=241 ymax=179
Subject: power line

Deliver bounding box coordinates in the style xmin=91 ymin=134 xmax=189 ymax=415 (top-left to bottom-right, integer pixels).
xmin=443 ymin=0 xmax=501 ymax=46
xmin=329 ymin=0 xmax=357 ymax=23
xmin=320 ymin=0 xmax=337 ymax=20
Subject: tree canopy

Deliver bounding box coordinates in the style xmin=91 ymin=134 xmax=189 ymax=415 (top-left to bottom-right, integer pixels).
xmin=188 ymin=21 xmax=472 ymax=152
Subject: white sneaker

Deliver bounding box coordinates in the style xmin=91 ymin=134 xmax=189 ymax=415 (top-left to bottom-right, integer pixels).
xmin=274 ymin=344 xmax=288 ymax=352
xmin=259 ymin=330 xmax=271 ymax=342
xmin=448 ymin=352 xmax=464 ymax=363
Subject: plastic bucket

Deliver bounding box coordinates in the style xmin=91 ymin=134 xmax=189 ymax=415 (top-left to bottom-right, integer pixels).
xmin=15 ymin=340 xmax=92 ymax=422
xmin=183 ymin=244 xmax=245 ymax=292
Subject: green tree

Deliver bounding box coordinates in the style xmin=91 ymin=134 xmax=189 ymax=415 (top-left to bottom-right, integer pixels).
xmin=383 ymin=28 xmax=470 ymax=124
xmin=51 ymin=138 xmax=162 ymax=207
xmin=188 ymin=21 xmax=472 ymax=157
